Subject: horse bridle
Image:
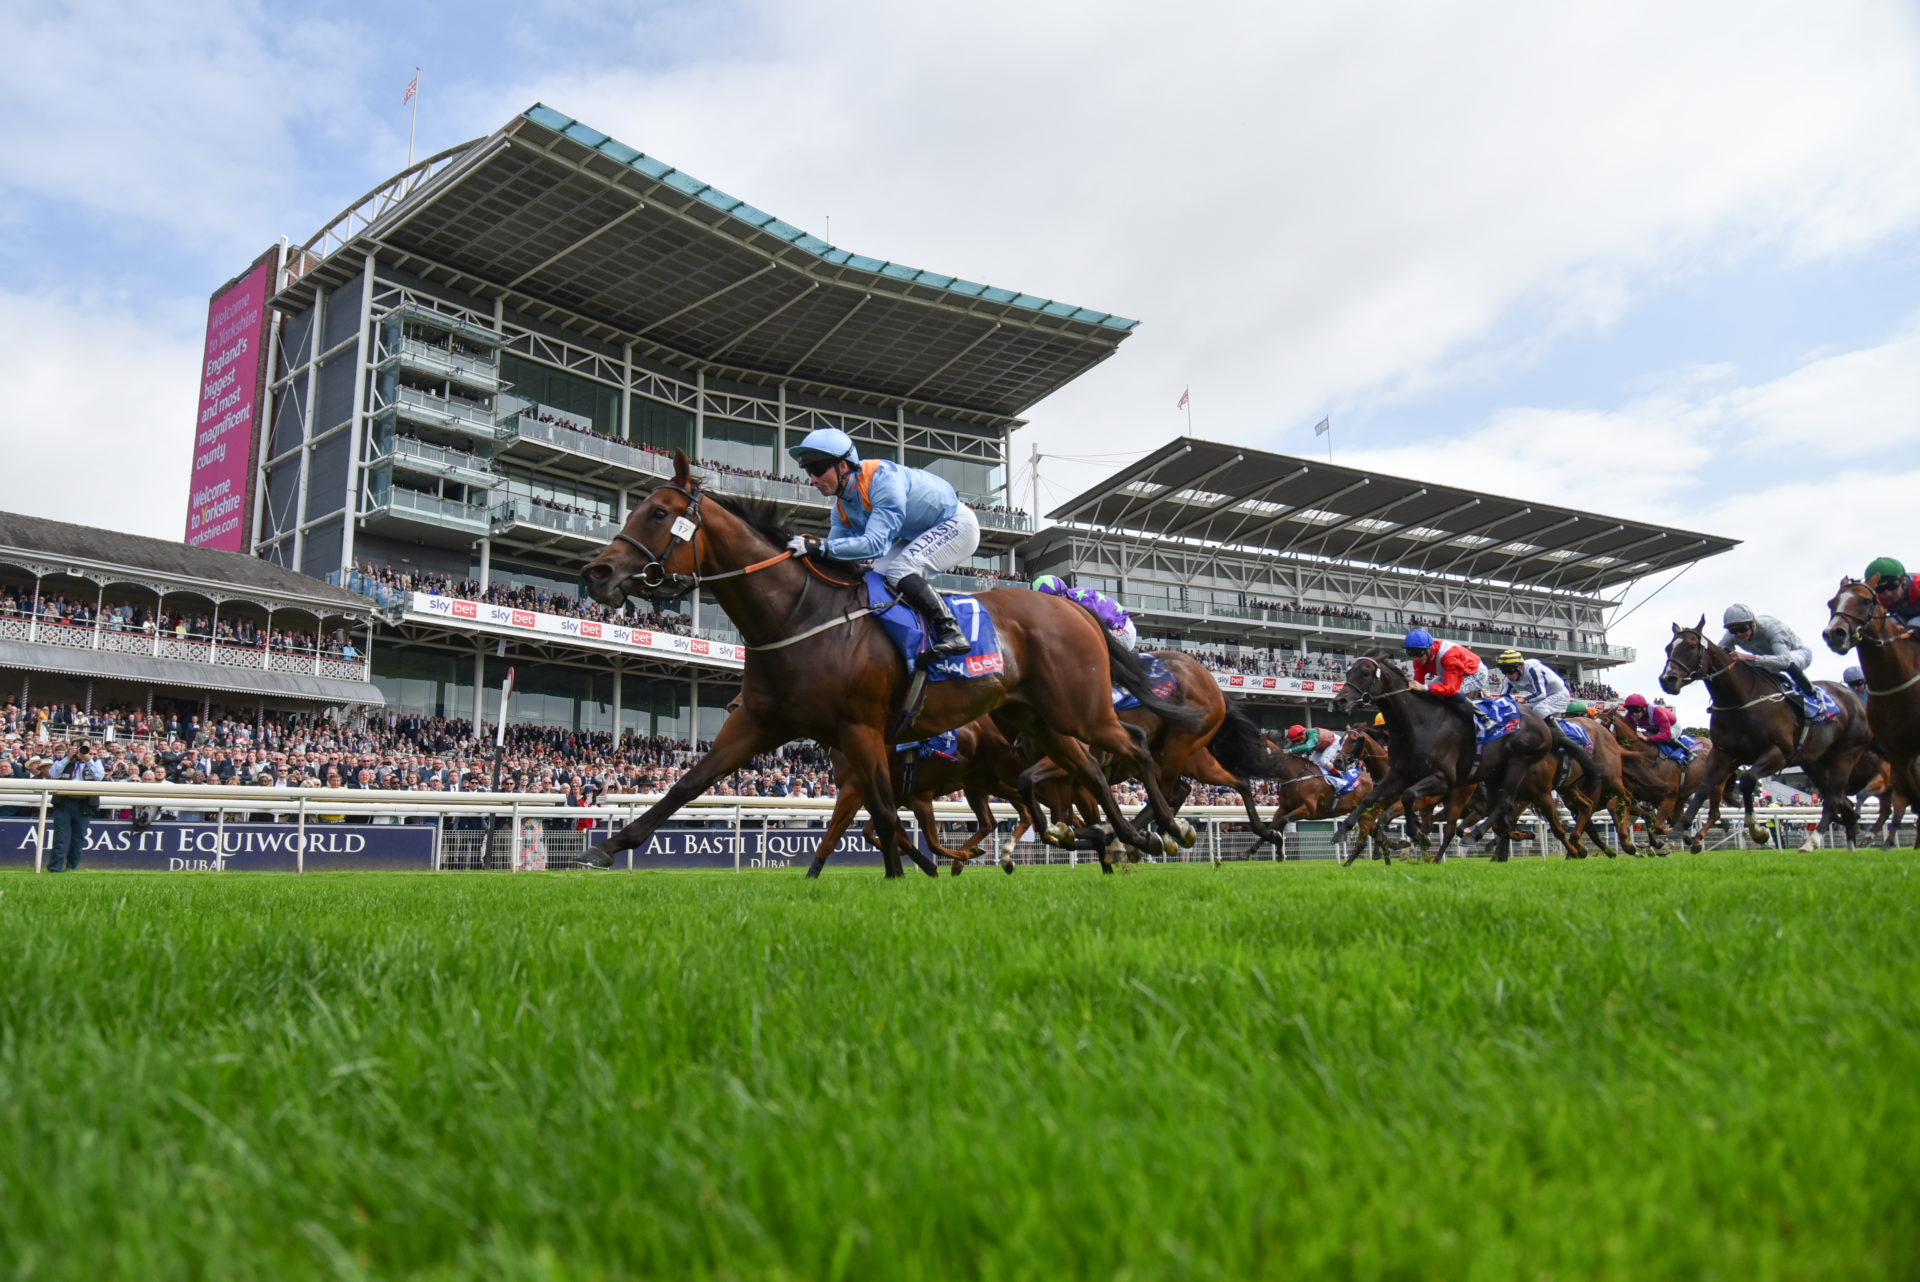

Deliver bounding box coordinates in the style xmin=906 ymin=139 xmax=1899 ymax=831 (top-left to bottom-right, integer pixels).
xmin=1661 ymin=631 xmax=1725 ymax=690
xmin=1342 ymin=655 xmax=1414 ymax=708
xmin=610 ymin=482 xmax=813 ymax=597
xmin=1826 ymin=582 xmax=1896 ymax=652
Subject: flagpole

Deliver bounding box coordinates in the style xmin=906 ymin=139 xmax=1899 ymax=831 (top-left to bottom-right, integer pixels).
xmin=407 ymin=66 xmax=420 ymax=169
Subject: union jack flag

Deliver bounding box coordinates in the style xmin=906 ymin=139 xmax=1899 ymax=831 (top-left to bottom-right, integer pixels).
xmin=403 ymin=75 xmax=418 ymax=104
xmin=1177 ymin=387 xmax=1189 ymax=410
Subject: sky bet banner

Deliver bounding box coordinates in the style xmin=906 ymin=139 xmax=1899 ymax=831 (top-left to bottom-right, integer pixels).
xmin=409 ymin=592 xmax=747 ymax=668
xmin=185 ymin=248 xmax=278 ymax=551
xmin=1214 ymin=673 xmax=1344 ymax=700
xmin=0 ymin=818 xmax=435 ymax=872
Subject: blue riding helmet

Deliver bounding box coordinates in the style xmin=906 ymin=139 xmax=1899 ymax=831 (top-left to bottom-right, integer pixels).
xmin=785 ymin=427 xmax=861 ymax=466
xmin=1402 ymin=628 xmax=1434 ymax=652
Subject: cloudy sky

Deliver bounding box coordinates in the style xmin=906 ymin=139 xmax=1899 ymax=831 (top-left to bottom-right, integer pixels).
xmin=1 ymin=0 xmax=1914 ymax=715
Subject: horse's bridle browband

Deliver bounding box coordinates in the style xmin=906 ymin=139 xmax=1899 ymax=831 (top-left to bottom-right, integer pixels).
xmin=1345 ymin=655 xmax=1415 ymax=706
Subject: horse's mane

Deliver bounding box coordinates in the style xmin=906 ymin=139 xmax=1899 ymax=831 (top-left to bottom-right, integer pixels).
xmin=708 ymin=492 xmax=861 ymax=573
xmin=711 ymin=494 xmax=794 ymax=549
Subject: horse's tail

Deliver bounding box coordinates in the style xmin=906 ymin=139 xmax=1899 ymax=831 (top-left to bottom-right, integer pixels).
xmin=1106 ymin=632 xmax=1209 ymax=733
xmin=1206 ymin=697 xmax=1285 ymax=779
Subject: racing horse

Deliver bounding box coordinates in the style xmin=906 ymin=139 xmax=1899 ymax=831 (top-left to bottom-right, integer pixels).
xmin=1661 ymin=617 xmax=1870 ymax=850
xmin=1824 ymin=579 xmax=1920 ymax=848
xmin=812 ymin=716 xmax=1039 ymax=876
xmin=1021 ymin=657 xmax=1288 ymax=871
xmin=1330 ymin=650 xmax=1573 ymax=862
xmin=1597 ymin=708 xmax=1723 ymax=853
xmin=579 ymin=452 xmax=1203 ymax=877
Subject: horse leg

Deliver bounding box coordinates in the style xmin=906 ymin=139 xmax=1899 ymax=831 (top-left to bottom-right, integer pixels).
xmin=1677 ymin=752 xmax=1737 ymax=845
xmin=839 ymin=724 xmax=916 ymax=879
xmin=591 ymin=710 xmax=781 ymax=866
xmin=1035 ymin=721 xmax=1160 ymax=859
xmin=1097 ymin=720 xmax=1188 ymax=856
xmin=804 ymin=785 xmax=864 ymax=879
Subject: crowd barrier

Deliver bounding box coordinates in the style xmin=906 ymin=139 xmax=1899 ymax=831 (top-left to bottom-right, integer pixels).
xmin=0 ymin=781 xmax=1905 ymax=874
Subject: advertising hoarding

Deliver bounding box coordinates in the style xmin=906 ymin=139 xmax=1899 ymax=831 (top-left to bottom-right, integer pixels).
xmin=185 ymin=248 xmax=279 ymax=551
xmin=0 ymin=818 xmax=435 ymax=872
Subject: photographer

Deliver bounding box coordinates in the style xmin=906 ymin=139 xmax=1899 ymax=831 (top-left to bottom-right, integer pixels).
xmin=45 ymin=739 xmax=105 ymax=873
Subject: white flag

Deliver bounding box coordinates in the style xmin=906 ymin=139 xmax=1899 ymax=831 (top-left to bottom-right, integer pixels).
xmin=1313 ymin=417 xmax=1331 ymax=436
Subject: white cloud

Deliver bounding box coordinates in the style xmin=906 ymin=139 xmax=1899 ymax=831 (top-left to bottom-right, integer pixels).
xmin=0 ymin=290 xmax=199 ymax=538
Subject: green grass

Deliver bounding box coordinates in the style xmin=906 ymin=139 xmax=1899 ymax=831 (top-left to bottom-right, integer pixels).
xmin=1 ymin=855 xmax=1917 ymax=1281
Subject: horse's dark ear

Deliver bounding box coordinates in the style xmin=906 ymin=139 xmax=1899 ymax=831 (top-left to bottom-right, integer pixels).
xmin=671 ymin=450 xmax=693 ymax=485
xmin=1695 ymin=614 xmax=1706 ymax=633
xmin=1672 ymin=622 xmax=1681 ymax=636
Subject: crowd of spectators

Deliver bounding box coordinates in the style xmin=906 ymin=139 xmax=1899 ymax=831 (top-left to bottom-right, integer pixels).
xmin=1148 ymin=641 xmax=1352 ymax=682
xmin=1245 ymin=599 xmax=1375 ymax=625
xmin=1572 ymin=679 xmax=1620 ymax=702
xmin=1 ymin=587 xmax=356 ymax=656
xmin=351 ymin=561 xmax=693 ymax=633
xmin=1403 ymin=614 xmax=1563 ymax=644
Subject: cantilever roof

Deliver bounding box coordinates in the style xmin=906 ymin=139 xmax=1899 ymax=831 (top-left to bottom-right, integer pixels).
xmin=1047 ymin=437 xmax=1739 ymax=593
xmin=278 ymin=104 xmax=1136 ymax=423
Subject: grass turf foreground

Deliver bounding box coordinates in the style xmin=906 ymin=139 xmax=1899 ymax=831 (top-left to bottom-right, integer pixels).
xmin=0 ymin=856 xmax=1916 ymax=1281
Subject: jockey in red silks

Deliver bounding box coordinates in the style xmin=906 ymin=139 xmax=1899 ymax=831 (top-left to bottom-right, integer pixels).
xmin=1621 ymin=693 xmax=1677 ymax=744
xmin=1403 ymin=628 xmax=1494 ymax=727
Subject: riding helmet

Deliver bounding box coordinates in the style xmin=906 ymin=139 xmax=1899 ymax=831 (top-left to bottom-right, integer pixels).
xmin=1865 ymin=557 xmax=1906 ymax=590
xmin=1496 ymin=649 xmax=1524 ymax=668
xmin=1623 ymin=693 xmax=1648 ymax=709
xmin=1723 ymin=603 xmax=1756 ymax=628
xmin=1286 ymin=725 xmax=1307 ymax=743
xmin=1402 ymin=628 xmax=1433 ymax=652
xmin=786 ymin=427 xmax=860 ymax=468
xmin=1844 ymin=665 xmax=1866 ymax=685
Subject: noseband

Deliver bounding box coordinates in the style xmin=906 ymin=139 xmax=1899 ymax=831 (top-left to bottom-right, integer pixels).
xmin=610 ymin=483 xmax=704 ymax=595
xmin=1826 ymin=585 xmax=1886 ymax=651
xmin=1662 ymin=633 xmax=1724 ymax=688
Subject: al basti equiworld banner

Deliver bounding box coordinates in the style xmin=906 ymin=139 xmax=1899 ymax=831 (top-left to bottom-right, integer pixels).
xmin=185 ymin=248 xmax=278 ymax=551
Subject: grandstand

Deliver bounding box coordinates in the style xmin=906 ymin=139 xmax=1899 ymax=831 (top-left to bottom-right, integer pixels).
xmin=228 ymin=102 xmax=1131 ymax=737
xmin=1025 ymin=436 xmax=1739 ymax=728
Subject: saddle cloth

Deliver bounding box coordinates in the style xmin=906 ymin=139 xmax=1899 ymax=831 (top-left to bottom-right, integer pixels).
xmin=1657 ymin=733 xmax=1699 ymax=765
xmin=1765 ymin=671 xmax=1842 ymax=723
xmin=910 ymin=730 xmax=960 ymax=761
xmin=1473 ymin=696 xmax=1524 ymax=748
xmin=1113 ymin=652 xmax=1179 ymax=710
xmin=1321 ymin=764 xmax=1364 ymax=795
xmin=1555 ymin=717 xmax=1594 ymax=754
xmin=866 ymin=572 xmax=1004 ymax=681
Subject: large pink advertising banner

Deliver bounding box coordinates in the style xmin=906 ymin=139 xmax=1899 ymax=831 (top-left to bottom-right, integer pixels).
xmin=184 ymin=253 xmax=276 ymax=550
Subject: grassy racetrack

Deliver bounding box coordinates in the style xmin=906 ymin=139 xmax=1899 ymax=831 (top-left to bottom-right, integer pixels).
xmin=2 ymin=854 xmax=1917 ymax=1280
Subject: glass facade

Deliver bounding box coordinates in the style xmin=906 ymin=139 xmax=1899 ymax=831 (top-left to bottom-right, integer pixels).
xmin=702 ymin=418 xmax=777 ymax=475
xmin=495 ymin=473 xmax=615 ymax=522
xmin=631 ymin=394 xmax=694 ymax=455
xmin=907 ymin=449 xmax=1003 ymax=504
xmin=499 ymin=354 xmax=621 ymax=435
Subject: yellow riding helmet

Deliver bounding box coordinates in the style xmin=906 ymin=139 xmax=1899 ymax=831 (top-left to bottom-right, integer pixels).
xmin=1497 ymin=649 xmax=1524 ymax=667
xmin=1372 ymin=713 xmax=1386 ymax=727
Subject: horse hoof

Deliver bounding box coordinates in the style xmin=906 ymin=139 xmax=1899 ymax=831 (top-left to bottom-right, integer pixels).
xmin=1160 ymin=834 xmax=1181 ymax=859
xmin=1798 ymin=836 xmax=1821 ymax=853
xmin=1046 ymin=822 xmax=1075 ymax=846
xmin=1173 ymin=818 xmax=1197 ymax=849
xmin=949 ymin=860 xmax=963 ymax=876
xmin=1001 ymin=857 xmax=1015 ymax=875
xmin=586 ymin=841 xmax=618 ymax=869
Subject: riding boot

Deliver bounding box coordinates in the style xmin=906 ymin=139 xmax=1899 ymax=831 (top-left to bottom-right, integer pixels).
xmin=897 ymin=574 xmax=969 ymax=657
xmin=1549 ymin=720 xmax=1574 ymax=790
xmin=1788 ymin=667 xmax=1817 ymax=699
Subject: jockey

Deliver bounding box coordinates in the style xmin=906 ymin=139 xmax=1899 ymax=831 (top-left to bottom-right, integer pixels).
xmin=1843 ymin=666 xmax=1868 ymax=699
xmin=1718 ymin=604 xmax=1816 ymax=698
xmin=1495 ymin=648 xmax=1583 ymax=770
xmin=786 ymin=427 xmax=979 ymax=657
xmin=1285 ymin=724 xmax=1345 ymax=775
xmin=1031 ymin=574 xmax=1137 ymax=651
xmin=1621 ymin=693 xmax=1683 ymax=755
xmin=1403 ymin=628 xmax=1493 ymax=725
xmin=1864 ymin=557 xmax=1920 ymax=629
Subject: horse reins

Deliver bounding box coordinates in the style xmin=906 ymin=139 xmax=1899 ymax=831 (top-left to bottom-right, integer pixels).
xmin=611 ymin=481 xmax=880 ymax=652
xmin=1826 ymin=587 xmax=1920 ymax=696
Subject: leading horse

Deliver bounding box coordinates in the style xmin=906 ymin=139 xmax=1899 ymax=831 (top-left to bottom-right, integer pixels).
xmin=1824 ymin=579 xmax=1920 ymax=848
xmin=579 ymin=452 xmax=1203 ymax=876
xmin=1661 ymin=617 xmax=1869 ymax=849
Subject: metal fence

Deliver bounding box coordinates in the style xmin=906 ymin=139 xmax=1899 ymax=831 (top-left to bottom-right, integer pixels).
xmin=0 ymin=781 xmax=1903 ymax=875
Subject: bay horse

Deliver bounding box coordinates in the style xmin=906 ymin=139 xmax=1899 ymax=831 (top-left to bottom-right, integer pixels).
xmin=813 ymin=716 xmax=1039 ymax=876
xmin=1597 ymin=708 xmax=1723 ymax=853
xmin=579 ymin=452 xmax=1203 ymax=877
xmin=1330 ymin=650 xmax=1568 ymax=862
xmin=1846 ymin=746 xmax=1913 ymax=849
xmin=1023 ymin=657 xmax=1288 ymax=867
xmin=1660 ymin=617 xmax=1870 ymax=850
xmin=1824 ymin=579 xmax=1920 ymax=848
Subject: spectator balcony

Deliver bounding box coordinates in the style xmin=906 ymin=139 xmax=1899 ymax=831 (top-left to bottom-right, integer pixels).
xmin=1114 ymin=591 xmax=1636 ymax=665
xmin=489 ymin=497 xmax=620 ymax=549
xmin=373 ymin=386 xmax=499 ymax=444
xmin=377 ymin=337 xmax=501 ymax=396
xmin=362 ymin=482 xmax=493 ymax=547
xmin=0 ymin=614 xmax=370 ymax=683
xmin=378 ymin=438 xmax=495 ymax=491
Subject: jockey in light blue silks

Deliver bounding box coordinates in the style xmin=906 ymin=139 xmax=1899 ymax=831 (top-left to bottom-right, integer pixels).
xmin=786 ymin=427 xmax=980 ymax=657
xmin=1031 ymin=574 xmax=1137 ymax=651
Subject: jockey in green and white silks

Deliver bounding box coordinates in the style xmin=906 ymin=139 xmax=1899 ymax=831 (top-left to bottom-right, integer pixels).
xmin=786 ymin=427 xmax=980 ymax=657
